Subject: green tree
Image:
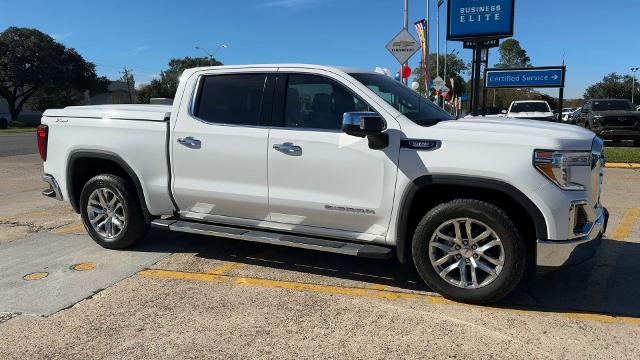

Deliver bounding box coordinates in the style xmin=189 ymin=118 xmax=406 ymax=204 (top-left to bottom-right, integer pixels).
xmin=0 ymin=27 xmax=106 ymax=120
xmin=584 ymin=73 xmax=638 ymax=101
xmin=137 ymin=56 xmax=221 ymax=103
xmin=495 ymin=39 xmax=532 ymax=68
xmin=412 ymin=52 xmax=468 ymax=96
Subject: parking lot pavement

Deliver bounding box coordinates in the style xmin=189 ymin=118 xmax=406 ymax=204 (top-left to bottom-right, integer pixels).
xmin=0 ymin=153 xmax=639 ymax=358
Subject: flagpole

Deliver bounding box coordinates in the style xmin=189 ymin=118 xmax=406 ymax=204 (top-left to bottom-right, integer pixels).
xmin=403 ymin=0 xmax=409 ymax=85
xmin=426 ymin=0 xmax=430 ymax=95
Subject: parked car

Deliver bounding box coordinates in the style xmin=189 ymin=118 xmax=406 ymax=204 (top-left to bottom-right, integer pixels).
xmin=566 ymin=108 xmax=582 ymax=125
xmin=506 ymin=100 xmax=556 ymax=121
xmin=0 ymin=113 xmax=9 ymax=129
xmin=573 ymin=99 xmax=640 ymax=146
xmin=560 ymin=108 xmax=576 ymax=123
xmin=38 ymin=64 xmax=608 ymax=304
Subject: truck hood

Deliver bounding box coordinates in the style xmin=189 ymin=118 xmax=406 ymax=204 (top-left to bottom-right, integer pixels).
xmin=420 ymin=117 xmax=596 ymax=150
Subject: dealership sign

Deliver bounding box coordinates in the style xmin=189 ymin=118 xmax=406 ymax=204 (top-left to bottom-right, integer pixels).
xmin=447 ymin=0 xmax=515 ymax=40
xmin=484 ymin=67 xmax=566 ymax=89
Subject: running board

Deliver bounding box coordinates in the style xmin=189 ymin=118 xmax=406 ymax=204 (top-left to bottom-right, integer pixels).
xmin=151 ymin=219 xmax=392 ymax=260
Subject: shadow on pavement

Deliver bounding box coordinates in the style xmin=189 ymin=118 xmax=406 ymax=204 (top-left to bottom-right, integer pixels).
xmin=132 ymin=229 xmax=640 ymax=318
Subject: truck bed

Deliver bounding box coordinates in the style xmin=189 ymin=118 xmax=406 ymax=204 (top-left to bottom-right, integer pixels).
xmin=41 ymin=105 xmax=175 ymax=216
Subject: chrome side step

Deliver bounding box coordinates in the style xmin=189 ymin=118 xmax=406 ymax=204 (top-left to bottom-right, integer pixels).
xmin=151 ymin=219 xmax=392 ymax=260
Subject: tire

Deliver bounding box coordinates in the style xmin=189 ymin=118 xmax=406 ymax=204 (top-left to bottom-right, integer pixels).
xmin=79 ymin=174 xmax=149 ymax=249
xmin=412 ymin=199 xmax=525 ymax=304
xmin=0 ymin=118 xmax=8 ymax=129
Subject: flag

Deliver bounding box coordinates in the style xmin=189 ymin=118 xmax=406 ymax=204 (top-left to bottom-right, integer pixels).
xmin=414 ymin=19 xmax=429 ymax=94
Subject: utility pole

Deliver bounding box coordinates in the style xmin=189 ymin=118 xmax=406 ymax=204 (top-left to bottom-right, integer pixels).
xmin=403 ymin=0 xmax=409 ymax=85
xmin=436 ymin=1 xmax=440 ymax=80
xmin=632 ymin=67 xmax=639 ymax=105
xmin=121 ymin=66 xmax=133 ymax=103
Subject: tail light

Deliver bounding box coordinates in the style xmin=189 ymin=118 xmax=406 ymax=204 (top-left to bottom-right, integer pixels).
xmin=36 ymin=124 xmax=48 ymax=161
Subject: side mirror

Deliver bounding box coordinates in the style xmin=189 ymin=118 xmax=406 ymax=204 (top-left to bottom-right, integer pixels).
xmin=342 ymin=112 xmax=386 ymax=138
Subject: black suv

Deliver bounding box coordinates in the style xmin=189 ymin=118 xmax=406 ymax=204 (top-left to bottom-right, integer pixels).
xmin=574 ymin=99 xmax=640 ymax=146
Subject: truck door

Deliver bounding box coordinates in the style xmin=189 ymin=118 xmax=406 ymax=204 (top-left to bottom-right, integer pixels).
xmin=266 ymin=70 xmax=399 ymax=239
xmin=172 ymin=71 xmax=274 ymax=224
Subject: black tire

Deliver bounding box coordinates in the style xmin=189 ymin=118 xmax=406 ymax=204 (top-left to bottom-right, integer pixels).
xmin=412 ymin=199 xmax=525 ymax=304
xmin=79 ymin=174 xmax=149 ymax=249
xmin=0 ymin=118 xmax=8 ymax=129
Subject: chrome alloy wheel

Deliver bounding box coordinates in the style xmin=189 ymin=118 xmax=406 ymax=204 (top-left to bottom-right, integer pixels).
xmin=87 ymin=188 xmax=126 ymax=240
xmin=429 ymin=218 xmax=505 ymax=289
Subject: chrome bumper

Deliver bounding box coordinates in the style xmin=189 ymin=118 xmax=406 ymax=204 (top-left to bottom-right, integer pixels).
xmin=42 ymin=174 xmax=63 ymax=201
xmin=536 ymin=207 xmax=608 ymax=269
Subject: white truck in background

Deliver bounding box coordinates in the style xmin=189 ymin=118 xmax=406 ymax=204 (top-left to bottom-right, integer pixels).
xmin=38 ymin=64 xmax=608 ymax=304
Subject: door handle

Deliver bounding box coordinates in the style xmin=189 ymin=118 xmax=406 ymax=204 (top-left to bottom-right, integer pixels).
xmin=273 ymin=142 xmax=302 ymax=155
xmin=177 ymin=136 xmax=201 ymax=147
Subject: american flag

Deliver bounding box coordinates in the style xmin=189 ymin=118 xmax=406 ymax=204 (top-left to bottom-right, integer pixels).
xmin=414 ymin=19 xmax=429 ymax=93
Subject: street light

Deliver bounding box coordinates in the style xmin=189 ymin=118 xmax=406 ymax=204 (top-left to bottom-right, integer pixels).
xmin=195 ymin=43 xmax=229 ymax=65
xmin=631 ymin=67 xmax=639 ymax=105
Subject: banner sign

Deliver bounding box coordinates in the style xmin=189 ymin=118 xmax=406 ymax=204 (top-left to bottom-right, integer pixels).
xmin=414 ymin=19 xmax=429 ymax=90
xmin=484 ymin=67 xmax=566 ymax=89
xmin=447 ymin=0 xmax=515 ymax=41
xmin=463 ymin=39 xmax=499 ymax=49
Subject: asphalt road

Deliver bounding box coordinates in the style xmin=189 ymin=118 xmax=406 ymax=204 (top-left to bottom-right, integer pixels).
xmin=1 ymin=154 xmax=640 ymax=359
xmin=0 ymin=132 xmax=37 ymax=157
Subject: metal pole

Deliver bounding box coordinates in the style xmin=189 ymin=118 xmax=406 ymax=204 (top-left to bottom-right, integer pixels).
xmin=436 ymin=3 xmax=440 ymax=79
xmin=426 ymin=0 xmax=430 ymax=93
xmin=402 ymin=0 xmax=409 ymax=85
xmin=558 ymin=87 xmax=564 ymax=123
xmin=472 ymin=44 xmax=482 ymax=116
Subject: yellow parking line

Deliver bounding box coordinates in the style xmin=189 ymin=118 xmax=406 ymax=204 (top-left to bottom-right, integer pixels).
xmin=137 ymin=268 xmax=639 ymax=326
xmin=606 ymin=163 xmax=640 ymax=169
xmin=610 ymin=208 xmax=640 ymax=241
xmin=206 ymin=262 xmax=245 ymax=275
xmin=54 ymin=223 xmax=85 ymax=234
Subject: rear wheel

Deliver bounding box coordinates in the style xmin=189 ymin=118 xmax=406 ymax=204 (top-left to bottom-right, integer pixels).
xmin=80 ymin=174 xmax=149 ymax=249
xmin=412 ymin=199 xmax=525 ymax=304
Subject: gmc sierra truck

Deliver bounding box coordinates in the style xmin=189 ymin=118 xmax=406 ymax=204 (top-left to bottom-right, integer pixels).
xmin=38 ymin=64 xmax=608 ymax=304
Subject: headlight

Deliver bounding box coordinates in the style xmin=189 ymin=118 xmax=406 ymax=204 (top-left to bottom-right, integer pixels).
xmin=534 ymin=150 xmax=591 ymax=190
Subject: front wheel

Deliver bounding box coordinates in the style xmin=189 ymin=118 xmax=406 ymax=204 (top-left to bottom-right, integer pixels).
xmin=80 ymin=174 xmax=149 ymax=249
xmin=412 ymin=199 xmax=525 ymax=304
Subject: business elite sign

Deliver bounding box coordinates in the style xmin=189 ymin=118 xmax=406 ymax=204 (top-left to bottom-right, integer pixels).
xmin=447 ymin=0 xmax=515 ymax=41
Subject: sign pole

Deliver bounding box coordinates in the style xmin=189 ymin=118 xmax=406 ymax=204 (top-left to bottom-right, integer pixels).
xmin=403 ymin=0 xmax=409 ymax=85
xmin=471 ymin=43 xmax=482 ymax=116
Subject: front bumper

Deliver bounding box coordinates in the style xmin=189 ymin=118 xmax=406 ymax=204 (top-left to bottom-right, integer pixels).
xmin=536 ymin=206 xmax=608 ymax=269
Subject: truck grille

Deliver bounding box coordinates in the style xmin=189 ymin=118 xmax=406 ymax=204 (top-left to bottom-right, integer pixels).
xmin=601 ymin=116 xmax=640 ymax=128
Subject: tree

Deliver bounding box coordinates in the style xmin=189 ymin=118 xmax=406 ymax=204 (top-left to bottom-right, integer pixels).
xmin=412 ymin=52 xmax=469 ymax=97
xmin=137 ymin=56 xmax=221 ymax=103
xmin=0 ymin=27 xmax=106 ymax=120
xmin=584 ymin=73 xmax=638 ymax=101
xmin=495 ymin=39 xmax=532 ymax=68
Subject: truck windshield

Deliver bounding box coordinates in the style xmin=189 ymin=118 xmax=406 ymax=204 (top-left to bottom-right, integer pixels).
xmin=592 ymin=100 xmax=633 ymax=111
xmin=349 ymin=73 xmax=455 ymax=126
xmin=510 ymin=102 xmax=550 ymax=113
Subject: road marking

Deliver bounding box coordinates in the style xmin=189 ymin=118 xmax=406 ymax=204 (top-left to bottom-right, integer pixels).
xmin=54 ymin=223 xmax=85 ymax=234
xmin=138 ymin=268 xmax=639 ymax=326
xmin=206 ymin=262 xmax=245 ymax=275
xmin=71 ymin=262 xmax=96 ymax=271
xmin=610 ymin=208 xmax=640 ymax=241
xmin=606 ymin=163 xmax=640 ymax=169
xmin=23 ymin=272 xmax=48 ymax=281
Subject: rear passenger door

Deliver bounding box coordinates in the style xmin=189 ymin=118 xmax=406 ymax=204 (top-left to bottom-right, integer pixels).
xmin=172 ymin=70 xmax=274 ymax=224
xmin=266 ymin=70 xmax=399 ymax=240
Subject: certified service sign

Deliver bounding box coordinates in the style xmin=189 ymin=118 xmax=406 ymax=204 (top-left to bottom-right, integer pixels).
xmin=447 ymin=0 xmax=515 ymax=41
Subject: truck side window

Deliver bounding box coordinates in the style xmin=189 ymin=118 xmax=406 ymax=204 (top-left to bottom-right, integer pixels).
xmin=194 ymin=74 xmax=266 ymax=126
xmin=284 ymin=74 xmax=368 ymax=130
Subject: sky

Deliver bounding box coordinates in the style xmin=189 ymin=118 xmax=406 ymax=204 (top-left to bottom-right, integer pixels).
xmin=1 ymin=0 xmax=639 ymax=99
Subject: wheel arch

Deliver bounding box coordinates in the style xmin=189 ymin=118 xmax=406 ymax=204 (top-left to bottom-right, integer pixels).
xmin=395 ymin=175 xmax=548 ymax=263
xmin=66 ymin=150 xmax=151 ymax=222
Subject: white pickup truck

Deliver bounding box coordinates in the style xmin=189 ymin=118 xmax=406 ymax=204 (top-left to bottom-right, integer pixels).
xmin=38 ymin=64 xmax=608 ymax=303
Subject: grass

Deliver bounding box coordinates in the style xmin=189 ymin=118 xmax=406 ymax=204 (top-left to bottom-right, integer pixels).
xmin=605 ymin=147 xmax=640 ymax=163
xmin=0 ymin=127 xmax=36 ymax=134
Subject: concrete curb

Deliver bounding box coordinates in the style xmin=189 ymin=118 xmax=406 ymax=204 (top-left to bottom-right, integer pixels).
xmin=606 ymin=163 xmax=640 ymax=169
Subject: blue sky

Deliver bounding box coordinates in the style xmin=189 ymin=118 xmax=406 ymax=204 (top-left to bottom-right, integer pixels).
xmin=1 ymin=0 xmax=638 ymax=98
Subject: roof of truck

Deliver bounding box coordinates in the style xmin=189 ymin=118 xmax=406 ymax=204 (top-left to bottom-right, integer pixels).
xmin=43 ymin=104 xmax=172 ymax=122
